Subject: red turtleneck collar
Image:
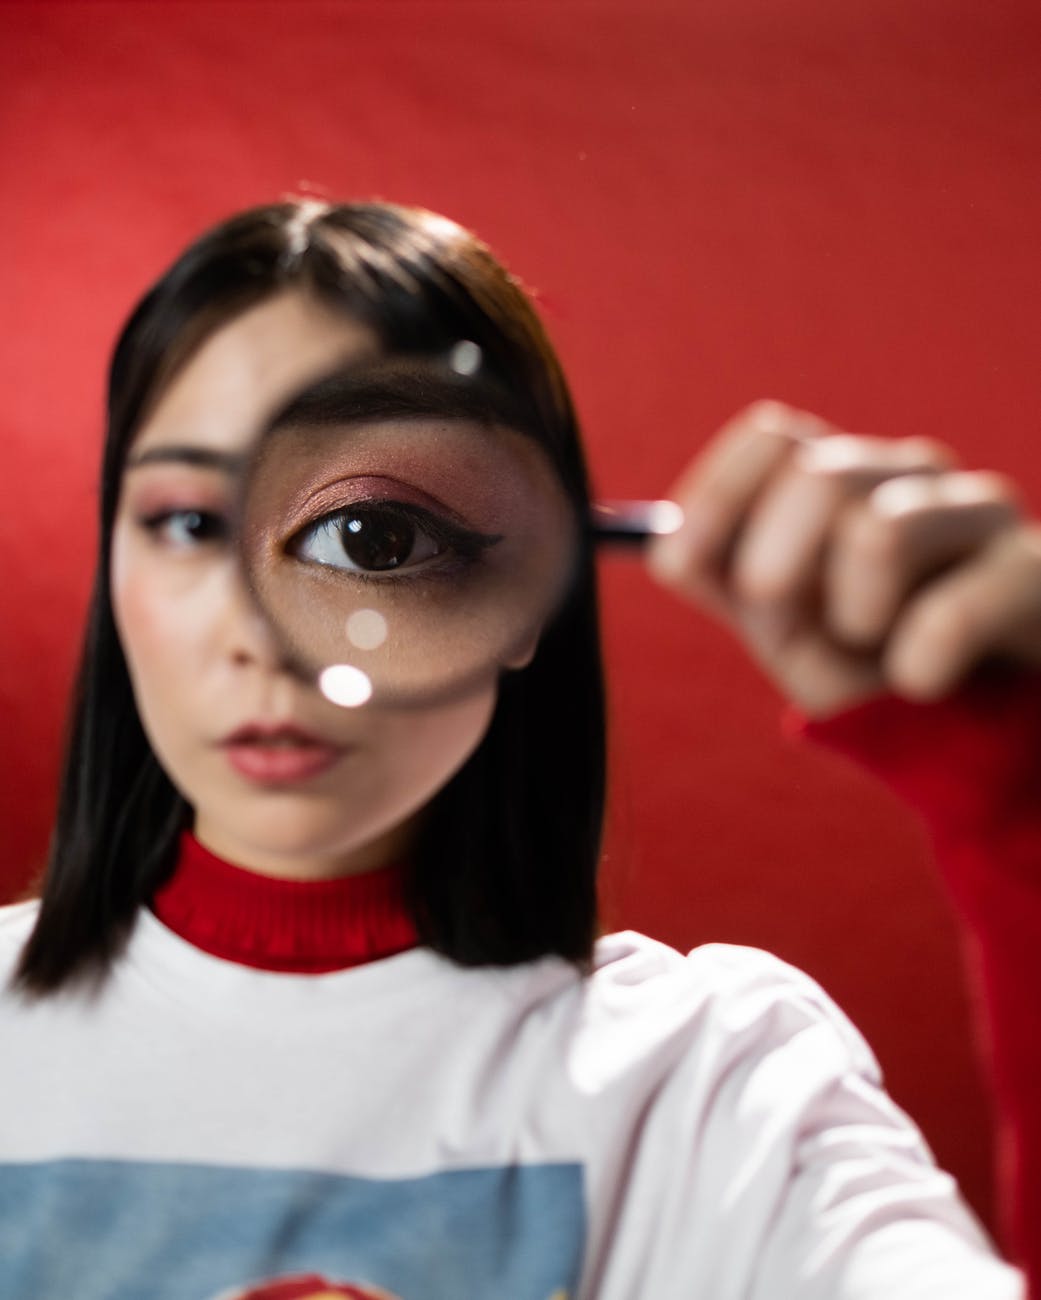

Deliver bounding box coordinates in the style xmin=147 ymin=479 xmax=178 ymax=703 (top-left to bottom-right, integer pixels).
xmin=151 ymin=832 xmax=419 ymax=973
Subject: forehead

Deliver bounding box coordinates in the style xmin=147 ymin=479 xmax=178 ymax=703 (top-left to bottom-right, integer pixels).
xmin=131 ymin=290 xmax=380 ymax=458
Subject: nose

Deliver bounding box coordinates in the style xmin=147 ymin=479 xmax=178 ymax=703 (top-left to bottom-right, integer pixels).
xmin=229 ymin=617 xmax=284 ymax=670
xmin=222 ymin=577 xmax=293 ymax=674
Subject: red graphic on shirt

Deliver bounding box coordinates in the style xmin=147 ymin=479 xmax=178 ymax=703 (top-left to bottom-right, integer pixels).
xmin=217 ymin=1276 xmax=401 ymax=1300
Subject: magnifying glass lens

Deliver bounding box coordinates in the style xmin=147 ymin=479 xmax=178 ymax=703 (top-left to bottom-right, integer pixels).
xmin=237 ymin=349 xmax=579 ymax=708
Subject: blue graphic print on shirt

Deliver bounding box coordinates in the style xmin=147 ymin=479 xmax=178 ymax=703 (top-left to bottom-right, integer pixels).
xmin=0 ymin=1157 xmax=585 ymax=1299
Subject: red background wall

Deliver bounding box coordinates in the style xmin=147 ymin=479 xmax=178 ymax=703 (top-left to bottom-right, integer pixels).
xmin=4 ymin=0 xmax=1041 ymax=1234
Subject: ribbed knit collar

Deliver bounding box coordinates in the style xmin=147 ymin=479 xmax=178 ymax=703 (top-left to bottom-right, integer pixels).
xmin=150 ymin=832 xmax=419 ymax=973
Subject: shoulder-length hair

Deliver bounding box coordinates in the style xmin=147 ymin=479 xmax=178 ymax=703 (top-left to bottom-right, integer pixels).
xmin=15 ymin=201 xmax=606 ymax=994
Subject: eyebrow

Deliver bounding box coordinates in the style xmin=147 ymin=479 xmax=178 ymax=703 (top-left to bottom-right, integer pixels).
xmin=125 ymin=446 xmax=245 ymax=474
xmin=266 ymin=360 xmax=542 ymax=441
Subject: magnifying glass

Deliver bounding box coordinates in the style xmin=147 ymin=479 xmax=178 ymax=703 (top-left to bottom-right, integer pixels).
xmin=236 ymin=343 xmax=682 ymax=709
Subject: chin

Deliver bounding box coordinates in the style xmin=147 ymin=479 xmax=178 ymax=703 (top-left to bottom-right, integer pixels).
xmin=193 ymin=794 xmax=412 ymax=874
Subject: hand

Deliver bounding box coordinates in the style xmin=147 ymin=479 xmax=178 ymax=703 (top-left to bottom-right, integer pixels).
xmin=648 ymin=401 xmax=1041 ymax=718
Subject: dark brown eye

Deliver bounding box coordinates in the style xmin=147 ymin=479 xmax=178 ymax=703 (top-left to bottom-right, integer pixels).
xmin=337 ymin=510 xmax=423 ymax=571
xmin=292 ymin=504 xmax=441 ymax=574
xmin=290 ymin=500 xmax=502 ymax=579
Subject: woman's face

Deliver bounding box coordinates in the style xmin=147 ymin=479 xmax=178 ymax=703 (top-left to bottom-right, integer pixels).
xmin=110 ymin=290 xmax=503 ymax=879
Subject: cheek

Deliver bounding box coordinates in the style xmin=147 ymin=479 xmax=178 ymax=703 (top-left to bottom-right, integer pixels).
xmin=111 ymin=531 xmax=162 ymax=680
xmin=109 ymin=528 xmax=209 ymax=729
xmin=376 ymin=688 xmax=498 ymax=807
xmin=113 ymin=535 xmax=165 ymax=671
xmin=112 ymin=564 xmax=162 ymax=672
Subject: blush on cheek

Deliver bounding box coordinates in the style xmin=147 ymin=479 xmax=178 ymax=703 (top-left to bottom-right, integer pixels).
xmin=109 ymin=527 xmax=200 ymax=720
xmin=111 ymin=536 xmax=164 ymax=666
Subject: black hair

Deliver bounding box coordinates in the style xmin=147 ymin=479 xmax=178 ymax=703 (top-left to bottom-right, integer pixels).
xmin=14 ymin=200 xmax=606 ymax=994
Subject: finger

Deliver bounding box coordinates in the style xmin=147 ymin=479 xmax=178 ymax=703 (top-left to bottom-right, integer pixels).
xmin=734 ymin=610 xmax=889 ymax=718
xmin=882 ymin=525 xmax=1041 ymax=700
xmin=825 ymin=471 xmax=1022 ymax=647
xmin=648 ymin=401 xmax=831 ymax=615
xmin=728 ymin=435 xmax=955 ymax=634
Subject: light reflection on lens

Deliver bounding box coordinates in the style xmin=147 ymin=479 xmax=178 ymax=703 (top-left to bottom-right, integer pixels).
xmin=346 ymin=608 xmax=389 ymax=650
xmin=448 ymin=340 xmax=482 ymax=376
xmin=319 ymin=664 xmax=374 ymax=708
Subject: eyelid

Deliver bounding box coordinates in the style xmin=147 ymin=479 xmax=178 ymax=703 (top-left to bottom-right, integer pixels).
xmin=285 ymin=474 xmax=480 ymax=537
xmin=290 ymin=498 xmax=502 ymax=561
xmin=126 ymin=481 xmax=232 ymax=519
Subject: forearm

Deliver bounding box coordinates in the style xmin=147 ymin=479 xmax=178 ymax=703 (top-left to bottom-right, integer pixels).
xmin=788 ymin=664 xmax=1041 ymax=1292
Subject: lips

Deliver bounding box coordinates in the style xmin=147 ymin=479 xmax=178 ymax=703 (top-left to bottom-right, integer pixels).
xmin=221 ymin=723 xmax=345 ymax=784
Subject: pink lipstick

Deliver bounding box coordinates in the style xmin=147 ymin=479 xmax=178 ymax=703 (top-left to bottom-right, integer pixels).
xmin=221 ymin=724 xmax=344 ymax=784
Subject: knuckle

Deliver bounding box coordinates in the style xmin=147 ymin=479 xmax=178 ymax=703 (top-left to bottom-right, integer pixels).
xmin=965 ymin=469 xmax=1022 ymax=510
xmin=845 ymin=503 xmax=906 ymax=562
xmin=1020 ymin=521 xmax=1041 ymax=557
xmin=741 ymin=399 xmax=824 ymax=442
xmin=870 ymin=474 xmax=933 ymax=518
xmin=885 ymin=656 xmax=948 ymax=702
xmin=906 ymin=593 xmax=975 ymax=655
xmin=902 ymin=435 xmax=958 ymax=469
xmin=796 ymin=434 xmax=854 ymax=471
xmin=882 ymin=611 xmax=962 ymax=700
xmin=731 ymin=558 xmax=789 ymax=606
xmin=744 ymin=399 xmax=793 ymax=429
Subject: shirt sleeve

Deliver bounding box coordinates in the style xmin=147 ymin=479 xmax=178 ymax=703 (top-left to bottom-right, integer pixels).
xmin=577 ymin=938 xmax=1024 ymax=1298
xmin=784 ymin=663 xmax=1041 ymax=1297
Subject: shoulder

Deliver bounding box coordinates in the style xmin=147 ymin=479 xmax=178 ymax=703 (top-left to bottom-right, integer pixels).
xmin=566 ymin=943 xmax=1017 ymax=1294
xmin=567 ymin=930 xmax=880 ymax=1092
xmin=588 ymin=929 xmax=865 ymax=1031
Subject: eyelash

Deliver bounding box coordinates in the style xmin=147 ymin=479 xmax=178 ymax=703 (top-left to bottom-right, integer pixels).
xmin=288 ymin=500 xmax=501 ymax=582
xmin=138 ymin=508 xmax=229 ymax=548
xmin=135 ymin=502 xmax=500 ymax=580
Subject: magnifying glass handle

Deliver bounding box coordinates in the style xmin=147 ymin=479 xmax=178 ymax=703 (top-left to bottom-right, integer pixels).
xmin=589 ymin=499 xmax=684 ymax=547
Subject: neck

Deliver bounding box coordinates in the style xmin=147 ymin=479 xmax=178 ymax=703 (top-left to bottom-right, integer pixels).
xmin=191 ymin=815 xmax=420 ymax=882
xmin=151 ymin=831 xmax=419 ymax=972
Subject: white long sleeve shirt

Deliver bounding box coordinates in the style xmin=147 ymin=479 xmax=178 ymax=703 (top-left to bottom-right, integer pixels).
xmin=0 ymin=902 xmax=1023 ymax=1299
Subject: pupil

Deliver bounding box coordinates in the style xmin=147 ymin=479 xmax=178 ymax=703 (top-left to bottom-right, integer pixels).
xmin=338 ymin=511 xmax=415 ymax=571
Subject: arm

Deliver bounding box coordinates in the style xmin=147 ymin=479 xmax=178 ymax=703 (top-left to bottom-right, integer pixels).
xmin=647 ymin=401 xmax=1041 ymax=1293
xmin=790 ymin=665 xmax=1041 ymax=1287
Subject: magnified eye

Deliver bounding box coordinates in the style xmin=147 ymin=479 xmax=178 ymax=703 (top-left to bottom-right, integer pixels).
xmin=290 ymin=502 xmax=502 ymax=576
xmin=295 ymin=505 xmax=437 ymax=573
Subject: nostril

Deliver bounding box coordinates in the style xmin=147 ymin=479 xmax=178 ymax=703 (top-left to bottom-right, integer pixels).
xmin=229 ymin=614 xmax=297 ymax=676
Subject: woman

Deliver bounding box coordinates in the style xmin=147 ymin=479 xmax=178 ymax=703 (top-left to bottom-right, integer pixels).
xmin=1 ymin=200 xmax=1037 ymax=1298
